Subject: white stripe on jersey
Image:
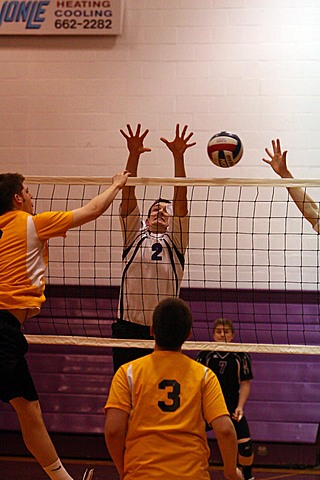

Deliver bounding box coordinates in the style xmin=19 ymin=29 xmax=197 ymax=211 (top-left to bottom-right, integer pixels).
xmin=127 ymin=364 xmax=134 ymax=407
xmin=26 ymin=216 xmax=47 ymax=290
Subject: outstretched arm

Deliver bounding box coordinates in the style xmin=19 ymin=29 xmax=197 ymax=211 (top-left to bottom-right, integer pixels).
xmin=120 ymin=124 xmax=151 ymax=218
xmin=263 ymin=139 xmax=320 ymax=228
xmin=160 ymin=124 xmax=196 ymax=217
xmin=71 ymin=170 xmax=130 ymax=228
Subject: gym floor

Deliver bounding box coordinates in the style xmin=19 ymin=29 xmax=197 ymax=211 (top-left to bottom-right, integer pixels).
xmin=1 ymin=457 xmax=320 ymax=480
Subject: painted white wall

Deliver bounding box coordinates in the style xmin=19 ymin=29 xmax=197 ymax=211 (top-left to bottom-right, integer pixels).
xmin=1 ymin=0 xmax=320 ymax=293
xmin=0 ymin=0 xmax=320 ymax=180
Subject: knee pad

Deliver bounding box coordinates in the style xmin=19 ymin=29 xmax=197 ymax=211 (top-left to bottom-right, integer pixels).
xmin=238 ymin=440 xmax=253 ymax=458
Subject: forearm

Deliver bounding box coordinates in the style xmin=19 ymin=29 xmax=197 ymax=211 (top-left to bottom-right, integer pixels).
xmin=121 ymin=153 xmax=139 ymax=217
xmin=104 ymin=420 xmax=126 ymax=479
xmin=173 ymin=153 xmax=187 ymax=216
xmin=215 ymin=425 xmax=239 ymax=479
xmin=105 ymin=437 xmax=125 ymax=479
xmin=72 ymin=183 xmax=122 ymax=228
xmin=278 ymin=171 xmax=319 ymax=227
xmin=237 ymin=382 xmax=250 ymax=410
xmin=287 ymin=188 xmax=319 ymax=227
xmin=104 ymin=408 xmax=129 ymax=479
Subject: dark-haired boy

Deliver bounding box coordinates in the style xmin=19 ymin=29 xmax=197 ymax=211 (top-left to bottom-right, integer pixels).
xmin=112 ymin=123 xmax=195 ymax=371
xmin=105 ymin=298 xmax=244 ymax=480
xmin=0 ymin=170 xmax=129 ymax=480
xmin=197 ymin=318 xmax=254 ymax=480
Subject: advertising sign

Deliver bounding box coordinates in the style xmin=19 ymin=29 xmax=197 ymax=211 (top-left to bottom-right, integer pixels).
xmin=0 ymin=0 xmax=124 ymax=35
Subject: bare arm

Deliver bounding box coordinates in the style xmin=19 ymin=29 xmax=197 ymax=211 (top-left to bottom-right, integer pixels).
xmin=263 ymin=139 xmax=319 ymax=228
xmin=211 ymin=415 xmax=243 ymax=480
xmin=233 ymin=380 xmax=250 ymax=422
xmin=120 ymin=124 xmax=151 ymax=218
xmin=104 ymin=408 xmax=129 ymax=480
xmin=71 ymin=170 xmax=130 ymax=228
xmin=160 ymin=124 xmax=196 ymax=217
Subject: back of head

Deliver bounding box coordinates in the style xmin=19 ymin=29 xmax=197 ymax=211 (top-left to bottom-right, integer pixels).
xmin=152 ymin=297 xmax=193 ymax=350
xmin=0 ymin=173 xmax=25 ymax=215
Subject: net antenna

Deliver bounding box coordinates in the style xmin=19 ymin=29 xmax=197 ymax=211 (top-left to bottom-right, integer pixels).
xmin=24 ymin=176 xmax=320 ymax=355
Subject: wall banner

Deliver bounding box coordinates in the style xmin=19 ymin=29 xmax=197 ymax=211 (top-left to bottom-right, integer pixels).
xmin=0 ymin=0 xmax=124 ymax=35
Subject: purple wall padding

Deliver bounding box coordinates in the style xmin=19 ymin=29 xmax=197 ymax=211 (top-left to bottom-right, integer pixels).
xmin=1 ymin=286 xmax=320 ymax=449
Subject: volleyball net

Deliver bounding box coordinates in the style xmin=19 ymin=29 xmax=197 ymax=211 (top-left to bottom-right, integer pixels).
xmin=23 ymin=176 xmax=320 ymax=355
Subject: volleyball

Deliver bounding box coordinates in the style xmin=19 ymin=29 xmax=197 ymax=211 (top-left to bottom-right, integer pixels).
xmin=207 ymin=131 xmax=243 ymax=168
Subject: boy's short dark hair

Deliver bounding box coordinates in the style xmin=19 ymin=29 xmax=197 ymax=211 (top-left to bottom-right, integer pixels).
xmin=152 ymin=297 xmax=193 ymax=350
xmin=147 ymin=198 xmax=171 ymax=219
xmin=0 ymin=173 xmax=25 ymax=215
xmin=212 ymin=318 xmax=235 ymax=334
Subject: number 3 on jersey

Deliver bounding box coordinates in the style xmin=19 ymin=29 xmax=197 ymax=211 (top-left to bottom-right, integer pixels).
xmin=158 ymin=379 xmax=180 ymax=412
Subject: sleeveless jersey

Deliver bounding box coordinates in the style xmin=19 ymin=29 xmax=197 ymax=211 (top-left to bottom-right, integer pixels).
xmin=105 ymin=350 xmax=228 ymax=480
xmin=196 ymin=350 xmax=253 ymax=414
xmin=118 ymin=206 xmax=189 ymax=325
xmin=0 ymin=210 xmax=73 ymax=310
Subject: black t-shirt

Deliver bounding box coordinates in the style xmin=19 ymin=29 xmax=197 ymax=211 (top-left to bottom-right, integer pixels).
xmin=196 ymin=350 xmax=253 ymax=414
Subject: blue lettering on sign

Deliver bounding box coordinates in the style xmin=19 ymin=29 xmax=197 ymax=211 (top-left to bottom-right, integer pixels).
xmin=0 ymin=0 xmax=50 ymax=29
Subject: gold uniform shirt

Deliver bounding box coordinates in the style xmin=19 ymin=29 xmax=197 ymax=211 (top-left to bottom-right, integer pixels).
xmin=0 ymin=210 xmax=73 ymax=310
xmin=105 ymin=350 xmax=229 ymax=480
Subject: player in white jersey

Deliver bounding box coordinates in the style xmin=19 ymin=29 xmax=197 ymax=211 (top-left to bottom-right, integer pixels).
xmin=263 ymin=139 xmax=320 ymax=232
xmin=0 ymin=170 xmax=129 ymax=480
xmin=112 ymin=124 xmax=195 ymax=372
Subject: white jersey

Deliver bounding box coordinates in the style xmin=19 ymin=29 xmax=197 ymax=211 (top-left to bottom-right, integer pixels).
xmin=118 ymin=206 xmax=189 ymax=326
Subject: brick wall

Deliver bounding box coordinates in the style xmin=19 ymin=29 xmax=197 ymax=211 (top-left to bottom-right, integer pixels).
xmin=0 ymin=1 xmax=320 ymax=180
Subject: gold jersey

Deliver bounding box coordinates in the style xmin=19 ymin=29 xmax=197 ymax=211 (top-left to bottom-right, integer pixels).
xmin=105 ymin=350 xmax=229 ymax=480
xmin=0 ymin=210 xmax=73 ymax=311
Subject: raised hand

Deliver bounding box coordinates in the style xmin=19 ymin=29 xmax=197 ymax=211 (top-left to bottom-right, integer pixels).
xmin=160 ymin=124 xmax=196 ymax=158
xmin=120 ymin=124 xmax=151 ymax=157
xmin=262 ymin=138 xmax=291 ymax=178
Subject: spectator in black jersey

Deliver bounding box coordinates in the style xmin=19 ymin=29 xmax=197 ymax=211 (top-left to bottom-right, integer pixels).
xmin=196 ymin=318 xmax=254 ymax=480
xmin=112 ymin=124 xmax=195 ymax=372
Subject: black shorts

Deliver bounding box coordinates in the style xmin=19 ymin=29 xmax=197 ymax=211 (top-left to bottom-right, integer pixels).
xmin=112 ymin=320 xmax=154 ymax=373
xmin=232 ymin=415 xmax=251 ymax=440
xmin=0 ymin=310 xmax=38 ymax=403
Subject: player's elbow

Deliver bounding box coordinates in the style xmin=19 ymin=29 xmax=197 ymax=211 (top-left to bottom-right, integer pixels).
xmin=104 ymin=408 xmax=129 ymax=442
xmin=211 ymin=415 xmax=237 ymax=438
xmin=105 ymin=419 xmax=120 ymax=439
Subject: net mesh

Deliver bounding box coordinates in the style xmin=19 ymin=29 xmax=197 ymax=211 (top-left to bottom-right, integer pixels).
xmin=23 ymin=176 xmax=320 ymax=354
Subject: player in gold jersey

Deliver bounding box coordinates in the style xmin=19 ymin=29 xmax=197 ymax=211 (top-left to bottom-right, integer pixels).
xmin=0 ymin=170 xmax=129 ymax=480
xmin=105 ymin=297 xmax=244 ymax=480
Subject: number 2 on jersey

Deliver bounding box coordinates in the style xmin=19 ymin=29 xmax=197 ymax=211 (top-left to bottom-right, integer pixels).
xmin=151 ymin=242 xmax=163 ymax=261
